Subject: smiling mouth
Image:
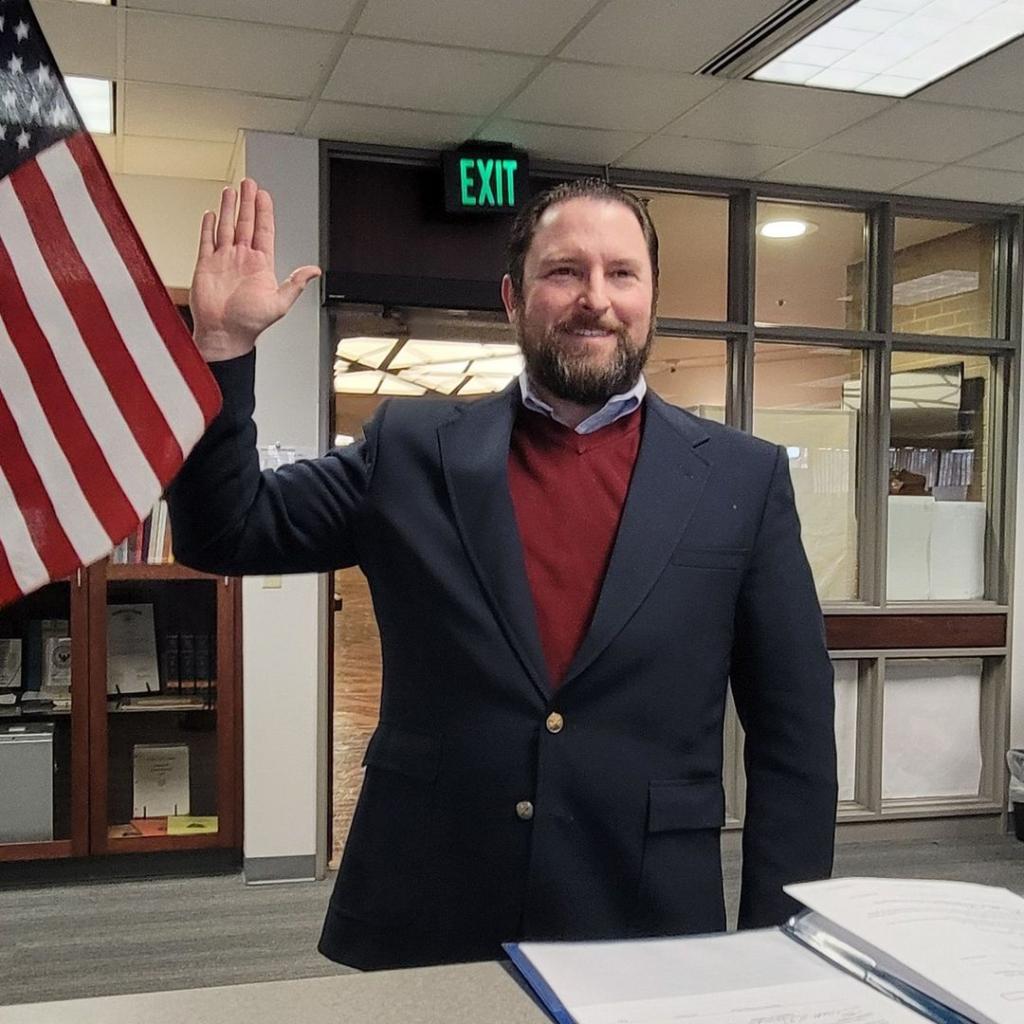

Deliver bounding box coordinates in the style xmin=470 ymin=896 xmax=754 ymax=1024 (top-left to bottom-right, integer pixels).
xmin=561 ymin=325 xmax=619 ymax=339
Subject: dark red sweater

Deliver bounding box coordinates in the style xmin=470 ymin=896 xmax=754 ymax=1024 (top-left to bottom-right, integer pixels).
xmin=508 ymin=405 xmax=643 ymax=688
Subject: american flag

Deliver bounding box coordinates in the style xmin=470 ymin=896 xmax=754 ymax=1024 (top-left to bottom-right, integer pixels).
xmin=0 ymin=0 xmax=221 ymax=607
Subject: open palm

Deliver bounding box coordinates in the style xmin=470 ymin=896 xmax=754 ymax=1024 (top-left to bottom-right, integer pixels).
xmin=190 ymin=178 xmax=320 ymax=362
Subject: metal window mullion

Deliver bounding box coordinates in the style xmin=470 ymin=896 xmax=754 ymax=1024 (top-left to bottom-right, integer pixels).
xmin=857 ymin=657 xmax=883 ymax=814
xmin=987 ymin=354 xmax=1015 ymax=604
xmin=729 ymin=189 xmax=756 ymax=432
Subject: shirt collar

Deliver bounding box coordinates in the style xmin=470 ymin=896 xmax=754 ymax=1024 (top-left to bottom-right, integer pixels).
xmin=518 ymin=372 xmax=647 ymax=435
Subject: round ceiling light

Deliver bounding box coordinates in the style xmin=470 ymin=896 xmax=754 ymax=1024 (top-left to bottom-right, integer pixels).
xmin=758 ymin=219 xmax=817 ymax=239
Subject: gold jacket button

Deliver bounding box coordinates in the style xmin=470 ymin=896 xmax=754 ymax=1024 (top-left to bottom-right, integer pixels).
xmin=545 ymin=712 xmax=564 ymax=734
xmin=515 ymin=800 xmax=534 ymax=821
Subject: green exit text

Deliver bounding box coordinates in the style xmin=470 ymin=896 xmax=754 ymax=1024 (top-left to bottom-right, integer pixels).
xmin=458 ymin=157 xmax=519 ymax=208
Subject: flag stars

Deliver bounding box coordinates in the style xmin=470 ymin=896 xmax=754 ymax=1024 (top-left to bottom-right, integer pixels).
xmin=8 ymin=53 xmax=22 ymax=74
xmin=27 ymin=96 xmax=38 ymax=117
xmin=16 ymin=128 xmax=29 ymax=150
xmin=35 ymin=64 xmax=50 ymax=85
xmin=14 ymin=20 xmax=28 ymax=41
xmin=2 ymin=89 xmax=15 ymax=109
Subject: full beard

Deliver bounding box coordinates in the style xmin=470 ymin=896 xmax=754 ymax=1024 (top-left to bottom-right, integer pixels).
xmin=517 ymin=317 xmax=654 ymax=407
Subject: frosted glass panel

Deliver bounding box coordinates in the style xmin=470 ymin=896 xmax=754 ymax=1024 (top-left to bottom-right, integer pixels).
xmin=833 ymin=661 xmax=858 ymax=803
xmin=752 ymin=345 xmax=862 ymax=602
xmin=882 ymin=658 xmax=982 ymax=800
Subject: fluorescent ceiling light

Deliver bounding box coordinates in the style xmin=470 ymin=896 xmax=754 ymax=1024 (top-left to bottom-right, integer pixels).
xmin=66 ymin=75 xmax=112 ymax=134
xmin=752 ymin=0 xmax=1024 ymax=97
xmin=335 ymin=338 xmax=522 ymax=396
xmin=759 ymin=219 xmax=816 ymax=238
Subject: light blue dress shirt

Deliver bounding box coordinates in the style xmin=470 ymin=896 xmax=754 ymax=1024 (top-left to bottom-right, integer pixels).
xmin=517 ymin=372 xmax=647 ymax=435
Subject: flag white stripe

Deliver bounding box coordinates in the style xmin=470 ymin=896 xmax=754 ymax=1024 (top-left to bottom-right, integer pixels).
xmin=38 ymin=143 xmax=205 ymax=452
xmin=0 ymin=464 xmax=48 ymax=596
xmin=0 ymin=177 xmax=159 ymax=517
xmin=0 ymin=319 xmax=111 ymax=563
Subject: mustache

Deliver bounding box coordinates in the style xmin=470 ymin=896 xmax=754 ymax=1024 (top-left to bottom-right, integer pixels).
xmin=555 ymin=317 xmax=626 ymax=335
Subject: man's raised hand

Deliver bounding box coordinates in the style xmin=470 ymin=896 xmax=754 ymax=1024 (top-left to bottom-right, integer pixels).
xmin=189 ymin=178 xmax=321 ymax=362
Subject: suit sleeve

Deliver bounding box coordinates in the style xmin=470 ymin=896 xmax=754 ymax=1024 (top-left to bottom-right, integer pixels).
xmin=166 ymin=350 xmax=380 ymax=576
xmin=730 ymin=445 xmax=837 ymax=929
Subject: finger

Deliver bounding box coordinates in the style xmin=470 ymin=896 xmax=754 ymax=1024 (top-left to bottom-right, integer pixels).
xmin=215 ymin=186 xmax=236 ymax=250
xmin=252 ymin=188 xmax=275 ymax=261
xmin=276 ymin=265 xmax=321 ymax=310
xmin=197 ymin=210 xmax=215 ymax=260
xmin=235 ymin=178 xmax=257 ymax=248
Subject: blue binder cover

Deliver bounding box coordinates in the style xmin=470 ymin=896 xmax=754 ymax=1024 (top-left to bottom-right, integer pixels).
xmin=503 ymin=942 xmax=576 ymax=1024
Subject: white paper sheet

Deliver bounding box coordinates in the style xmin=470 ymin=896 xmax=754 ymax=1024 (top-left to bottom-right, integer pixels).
xmin=786 ymin=877 xmax=1024 ymax=1024
xmin=514 ymin=930 xmax=925 ymax=1024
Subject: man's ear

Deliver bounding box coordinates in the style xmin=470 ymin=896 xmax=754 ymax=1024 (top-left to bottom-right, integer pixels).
xmin=500 ymin=274 xmax=518 ymax=323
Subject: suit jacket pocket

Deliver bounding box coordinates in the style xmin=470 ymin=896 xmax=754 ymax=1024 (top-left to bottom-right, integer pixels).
xmin=647 ymin=778 xmax=726 ymax=833
xmin=362 ymin=722 xmax=441 ymax=781
xmin=669 ymin=546 xmax=749 ymax=571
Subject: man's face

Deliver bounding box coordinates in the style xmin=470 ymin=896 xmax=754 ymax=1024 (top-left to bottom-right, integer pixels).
xmin=502 ymin=197 xmax=656 ymax=407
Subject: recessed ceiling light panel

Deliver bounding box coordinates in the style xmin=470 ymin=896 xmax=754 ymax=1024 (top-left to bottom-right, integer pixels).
xmin=751 ymin=0 xmax=1024 ymax=97
xmin=759 ymin=219 xmax=817 ymax=238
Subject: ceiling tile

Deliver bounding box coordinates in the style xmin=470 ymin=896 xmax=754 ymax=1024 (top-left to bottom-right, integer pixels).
xmin=820 ymin=102 xmax=1024 ymax=163
xmin=124 ymin=0 xmax=361 ymax=32
xmin=35 ymin=0 xmax=118 ymax=78
xmin=504 ymin=63 xmax=719 ymax=132
xmin=916 ymin=37 xmax=1024 ymax=113
xmin=616 ymin=135 xmax=798 ymax=178
xmin=962 ymin=133 xmax=1024 ymax=172
xmin=123 ymin=82 xmax=305 ymax=142
xmin=125 ymin=10 xmax=339 ymax=97
xmin=355 ymin=0 xmax=597 ymax=55
xmin=122 ymin=136 xmax=235 ymax=180
xmin=322 ymin=38 xmax=537 ymax=115
xmin=561 ymin=0 xmax=793 ymax=73
xmin=481 ymin=121 xmax=647 ymax=165
xmin=304 ymin=103 xmax=483 ymax=147
xmin=664 ymin=80 xmax=891 ymax=149
xmin=763 ymin=151 xmax=941 ymax=193
xmin=897 ymin=165 xmax=1024 ymax=204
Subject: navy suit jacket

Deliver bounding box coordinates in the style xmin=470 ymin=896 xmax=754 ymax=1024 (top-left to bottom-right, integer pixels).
xmin=168 ymin=351 xmax=837 ymax=970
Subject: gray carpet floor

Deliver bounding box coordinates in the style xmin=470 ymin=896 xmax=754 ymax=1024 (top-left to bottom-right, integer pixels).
xmin=1 ymin=834 xmax=1021 ymax=1007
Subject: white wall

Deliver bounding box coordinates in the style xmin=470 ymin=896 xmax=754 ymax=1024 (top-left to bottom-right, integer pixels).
xmin=112 ymin=173 xmax=224 ymax=290
xmin=239 ymin=132 xmax=327 ymax=874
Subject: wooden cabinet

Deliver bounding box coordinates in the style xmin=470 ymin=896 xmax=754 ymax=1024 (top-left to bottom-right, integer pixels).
xmin=0 ymin=562 xmax=241 ymax=864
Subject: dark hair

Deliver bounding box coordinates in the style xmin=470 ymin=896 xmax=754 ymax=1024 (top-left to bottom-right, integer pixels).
xmin=505 ymin=178 xmax=660 ymax=300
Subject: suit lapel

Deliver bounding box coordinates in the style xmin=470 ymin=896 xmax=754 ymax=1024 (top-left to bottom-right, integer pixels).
xmin=438 ymin=385 xmax=550 ymax=699
xmin=561 ymin=394 xmax=712 ymax=688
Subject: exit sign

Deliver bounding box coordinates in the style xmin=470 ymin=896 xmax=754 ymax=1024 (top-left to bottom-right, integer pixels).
xmin=442 ymin=146 xmax=529 ymax=214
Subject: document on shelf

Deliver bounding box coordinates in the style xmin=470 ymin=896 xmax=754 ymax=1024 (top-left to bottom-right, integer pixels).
xmin=785 ymin=877 xmax=1024 ymax=1024
xmin=507 ymin=929 xmax=925 ymax=1024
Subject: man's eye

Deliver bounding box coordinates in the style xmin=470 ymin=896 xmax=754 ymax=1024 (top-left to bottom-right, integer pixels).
xmin=548 ymin=266 xmax=576 ymax=277
xmin=612 ymin=268 xmax=637 ymax=278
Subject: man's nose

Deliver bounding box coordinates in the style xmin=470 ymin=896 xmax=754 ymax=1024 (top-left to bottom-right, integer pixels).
xmin=579 ymin=271 xmax=610 ymax=312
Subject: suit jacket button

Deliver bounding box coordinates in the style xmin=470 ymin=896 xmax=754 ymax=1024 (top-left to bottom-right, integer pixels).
xmin=515 ymin=800 xmax=534 ymax=821
xmin=545 ymin=712 xmax=564 ymax=734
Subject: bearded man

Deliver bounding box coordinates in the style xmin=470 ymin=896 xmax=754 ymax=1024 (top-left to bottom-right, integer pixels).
xmin=168 ymin=176 xmax=837 ymax=970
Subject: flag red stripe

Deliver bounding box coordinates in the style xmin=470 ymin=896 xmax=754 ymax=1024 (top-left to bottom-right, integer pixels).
xmin=0 ymin=390 xmax=80 ymax=579
xmin=66 ymin=134 xmax=222 ymax=427
xmin=0 ymin=537 xmax=22 ymax=607
xmin=0 ymin=237 xmax=140 ymax=541
xmin=10 ymin=158 xmax=185 ymax=484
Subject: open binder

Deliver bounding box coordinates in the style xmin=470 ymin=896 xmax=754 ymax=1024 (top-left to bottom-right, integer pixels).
xmin=505 ymin=877 xmax=1024 ymax=1024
